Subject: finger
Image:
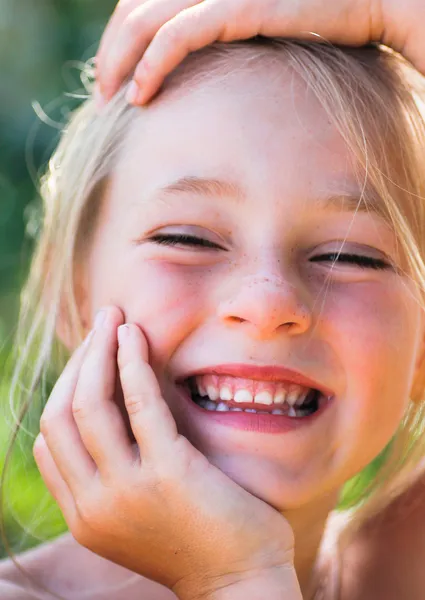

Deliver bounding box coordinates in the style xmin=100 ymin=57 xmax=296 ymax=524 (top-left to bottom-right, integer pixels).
xmin=73 ymin=306 xmax=135 ymax=477
xmin=40 ymin=329 xmax=97 ymax=494
xmin=117 ymin=322 xmax=178 ymax=460
xmin=99 ymin=0 xmax=203 ymax=99
xmin=403 ymin=34 xmax=425 ymax=77
xmin=129 ymin=0 xmax=260 ymax=105
xmin=33 ymin=433 xmax=78 ymax=522
xmin=96 ymin=0 xmax=148 ymax=81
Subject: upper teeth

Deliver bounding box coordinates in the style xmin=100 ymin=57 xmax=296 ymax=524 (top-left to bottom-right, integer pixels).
xmin=194 ymin=375 xmax=313 ymax=407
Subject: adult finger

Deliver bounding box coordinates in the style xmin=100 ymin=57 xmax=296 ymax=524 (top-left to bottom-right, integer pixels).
xmin=73 ymin=306 xmax=135 ymax=478
xmin=127 ymin=0 xmax=259 ymax=105
xmin=39 ymin=332 xmax=97 ymax=496
xmin=33 ymin=433 xmax=77 ymax=522
xmin=98 ymin=0 xmax=203 ymax=99
xmin=117 ymin=322 xmax=179 ymax=461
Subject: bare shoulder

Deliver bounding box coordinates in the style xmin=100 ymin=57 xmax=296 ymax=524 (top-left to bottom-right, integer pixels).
xmin=340 ymin=469 xmax=425 ymax=600
xmin=0 ymin=532 xmax=176 ymax=599
xmin=0 ymin=533 xmax=78 ymax=598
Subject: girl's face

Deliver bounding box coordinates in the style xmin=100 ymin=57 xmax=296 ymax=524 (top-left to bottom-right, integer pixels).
xmin=80 ymin=65 xmax=425 ymax=510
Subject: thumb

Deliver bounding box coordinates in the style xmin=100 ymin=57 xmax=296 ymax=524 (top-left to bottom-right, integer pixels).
xmin=117 ymin=323 xmax=179 ymax=459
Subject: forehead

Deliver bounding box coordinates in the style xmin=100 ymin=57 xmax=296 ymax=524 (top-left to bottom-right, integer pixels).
xmin=113 ymin=63 xmax=360 ymax=207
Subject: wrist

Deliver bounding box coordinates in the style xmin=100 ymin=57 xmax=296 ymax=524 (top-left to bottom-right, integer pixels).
xmin=176 ymin=565 xmax=303 ymax=600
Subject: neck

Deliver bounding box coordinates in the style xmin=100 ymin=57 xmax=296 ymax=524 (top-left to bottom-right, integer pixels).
xmin=283 ymin=490 xmax=341 ymax=599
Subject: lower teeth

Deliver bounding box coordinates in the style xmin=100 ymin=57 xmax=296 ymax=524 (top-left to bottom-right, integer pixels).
xmin=193 ymin=394 xmax=319 ymax=417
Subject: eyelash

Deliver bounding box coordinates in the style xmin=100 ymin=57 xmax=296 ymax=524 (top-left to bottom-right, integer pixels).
xmin=310 ymin=253 xmax=390 ymax=270
xmin=150 ymin=234 xmax=391 ymax=270
xmin=150 ymin=233 xmax=223 ymax=249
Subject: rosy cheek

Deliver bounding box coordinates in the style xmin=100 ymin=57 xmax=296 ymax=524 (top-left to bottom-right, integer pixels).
xmin=114 ymin=261 xmax=210 ymax=357
xmin=327 ymin=282 xmax=415 ymax=419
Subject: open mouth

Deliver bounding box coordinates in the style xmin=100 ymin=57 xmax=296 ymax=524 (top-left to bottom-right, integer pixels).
xmin=184 ymin=375 xmax=327 ymax=418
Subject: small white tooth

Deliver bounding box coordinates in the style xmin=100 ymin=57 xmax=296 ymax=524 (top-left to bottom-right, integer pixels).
xmin=229 ymin=407 xmax=243 ymax=412
xmin=216 ymin=402 xmax=230 ymax=412
xmin=198 ymin=382 xmax=207 ymax=396
xmin=245 ymin=408 xmax=257 ymax=413
xmin=207 ymin=385 xmax=219 ymax=401
xmin=288 ymin=406 xmax=297 ymax=417
xmin=220 ymin=386 xmax=233 ymax=401
xmin=286 ymin=390 xmax=302 ymax=407
xmin=272 ymin=409 xmax=284 ymax=415
xmin=273 ymin=389 xmax=287 ymax=404
xmin=205 ymin=400 xmax=218 ymax=411
xmin=295 ymin=390 xmax=310 ymax=406
xmin=198 ymin=399 xmax=207 ymax=408
xmin=234 ymin=389 xmax=253 ymax=403
xmin=254 ymin=391 xmax=273 ymax=406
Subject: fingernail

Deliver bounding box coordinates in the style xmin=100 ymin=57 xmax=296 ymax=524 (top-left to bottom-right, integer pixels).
xmin=118 ymin=324 xmax=130 ymax=345
xmin=93 ymin=85 xmax=106 ymax=111
xmin=94 ymin=309 xmax=106 ymax=329
xmin=126 ymin=80 xmax=140 ymax=105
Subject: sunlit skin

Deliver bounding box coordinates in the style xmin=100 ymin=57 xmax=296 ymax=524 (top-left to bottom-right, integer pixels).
xmin=76 ymin=61 xmax=425 ymax=591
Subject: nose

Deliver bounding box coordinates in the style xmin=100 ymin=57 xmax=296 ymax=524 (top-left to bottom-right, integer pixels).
xmin=217 ymin=274 xmax=312 ymax=339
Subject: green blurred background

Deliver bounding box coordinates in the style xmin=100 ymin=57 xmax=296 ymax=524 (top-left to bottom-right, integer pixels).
xmin=0 ymin=0 xmax=386 ymax=563
xmin=0 ymin=0 xmax=116 ymax=560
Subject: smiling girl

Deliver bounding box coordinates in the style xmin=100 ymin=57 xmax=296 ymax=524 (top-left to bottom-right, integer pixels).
xmin=2 ymin=5 xmax=425 ymax=600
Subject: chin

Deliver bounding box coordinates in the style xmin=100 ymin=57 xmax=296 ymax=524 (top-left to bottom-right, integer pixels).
xmin=203 ymin=451 xmax=339 ymax=511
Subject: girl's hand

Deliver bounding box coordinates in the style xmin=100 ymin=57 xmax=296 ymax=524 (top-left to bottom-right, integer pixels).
xmin=94 ymin=0 xmax=425 ymax=108
xmin=34 ymin=306 xmax=299 ymax=600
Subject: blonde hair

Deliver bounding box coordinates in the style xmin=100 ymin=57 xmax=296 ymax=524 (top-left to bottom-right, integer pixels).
xmin=3 ymin=37 xmax=425 ymax=597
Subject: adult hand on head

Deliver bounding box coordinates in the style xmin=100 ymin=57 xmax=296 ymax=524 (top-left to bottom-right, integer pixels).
xmin=34 ymin=306 xmax=302 ymax=600
xmin=94 ymin=0 xmax=425 ymax=108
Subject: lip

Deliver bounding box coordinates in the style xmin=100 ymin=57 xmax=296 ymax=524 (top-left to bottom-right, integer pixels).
xmin=175 ymin=385 xmax=333 ymax=434
xmin=176 ymin=363 xmax=334 ymax=398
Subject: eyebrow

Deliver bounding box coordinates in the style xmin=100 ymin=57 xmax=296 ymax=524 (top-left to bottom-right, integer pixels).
xmin=157 ymin=176 xmax=244 ymax=202
xmin=156 ymin=176 xmax=379 ymax=215
xmin=319 ymin=192 xmax=379 ymax=214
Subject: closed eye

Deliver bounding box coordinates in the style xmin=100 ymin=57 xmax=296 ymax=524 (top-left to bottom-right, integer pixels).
xmin=311 ymin=253 xmax=391 ymax=270
xmin=148 ymin=237 xmax=392 ymax=270
xmin=149 ymin=233 xmax=225 ymax=250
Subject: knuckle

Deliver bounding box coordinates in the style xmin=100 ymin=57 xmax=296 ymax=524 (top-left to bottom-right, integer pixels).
xmin=72 ymin=495 xmax=117 ymax=545
xmin=124 ymin=391 xmax=147 ymax=415
xmin=39 ymin=412 xmax=54 ymax=439
xmin=72 ymin=384 xmax=100 ymax=420
xmin=122 ymin=11 xmax=145 ymax=43
xmin=156 ymin=21 xmax=185 ymax=50
xmin=74 ymin=496 xmax=100 ymax=529
xmin=70 ymin=517 xmax=93 ymax=548
xmin=71 ymin=396 xmax=89 ymax=419
xmin=32 ymin=434 xmax=46 ymax=461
